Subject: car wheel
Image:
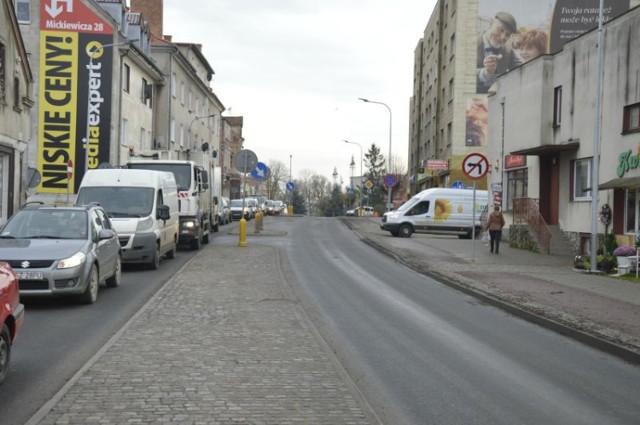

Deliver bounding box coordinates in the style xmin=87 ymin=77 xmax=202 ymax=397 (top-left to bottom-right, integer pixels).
xmin=105 ymin=254 xmax=122 ymax=288
xmin=166 ymin=239 xmax=177 ymax=259
xmin=213 ymin=217 xmax=220 ymax=232
xmin=398 ymin=224 xmax=413 ymax=238
xmin=191 ymin=231 xmax=202 ymax=250
xmin=149 ymin=243 xmax=161 ymax=269
xmin=390 ymin=230 xmax=399 ymax=237
xmin=79 ymin=265 xmax=99 ymax=304
xmin=0 ymin=324 xmax=10 ymax=385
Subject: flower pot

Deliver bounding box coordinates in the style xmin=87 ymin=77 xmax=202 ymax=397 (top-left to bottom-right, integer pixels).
xmin=617 ymin=256 xmax=631 ymax=274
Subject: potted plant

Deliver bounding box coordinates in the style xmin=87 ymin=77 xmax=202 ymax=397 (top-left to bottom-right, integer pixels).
xmin=613 ymin=245 xmax=637 ymax=271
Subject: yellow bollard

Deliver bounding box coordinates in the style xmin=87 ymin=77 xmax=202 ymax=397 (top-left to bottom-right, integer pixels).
xmin=238 ymin=217 xmax=248 ymax=247
xmin=253 ymin=211 xmax=262 ymax=234
xmin=258 ymin=211 xmax=263 ymax=231
xmin=288 ymin=205 xmax=293 ymax=215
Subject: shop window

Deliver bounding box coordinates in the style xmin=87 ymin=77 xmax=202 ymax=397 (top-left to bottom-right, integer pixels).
xmin=507 ymin=168 xmax=528 ymax=211
xmin=573 ymin=158 xmax=591 ymax=201
xmin=625 ymin=188 xmax=636 ymax=234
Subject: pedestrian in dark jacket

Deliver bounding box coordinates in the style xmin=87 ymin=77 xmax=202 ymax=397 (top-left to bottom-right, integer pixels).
xmin=485 ymin=205 xmax=505 ymax=254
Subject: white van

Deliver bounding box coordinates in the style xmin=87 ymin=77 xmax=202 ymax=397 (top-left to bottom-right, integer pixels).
xmin=381 ymin=188 xmax=488 ymax=238
xmin=76 ymin=169 xmax=179 ymax=269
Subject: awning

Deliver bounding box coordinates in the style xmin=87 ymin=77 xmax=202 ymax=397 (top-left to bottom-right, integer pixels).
xmin=599 ymin=176 xmax=640 ymax=190
xmin=510 ymin=141 xmax=579 ymax=156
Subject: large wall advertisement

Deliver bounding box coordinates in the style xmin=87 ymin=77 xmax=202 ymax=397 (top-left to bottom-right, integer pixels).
xmin=476 ymin=0 xmax=630 ymax=94
xmin=38 ymin=0 xmax=113 ymax=194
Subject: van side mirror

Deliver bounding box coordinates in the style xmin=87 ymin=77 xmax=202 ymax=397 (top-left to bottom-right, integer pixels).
xmin=213 ymin=196 xmax=219 ymax=205
xmin=157 ymin=204 xmax=170 ymax=221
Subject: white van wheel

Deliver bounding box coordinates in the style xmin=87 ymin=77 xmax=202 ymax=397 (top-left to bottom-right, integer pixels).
xmin=398 ymin=224 xmax=413 ymax=238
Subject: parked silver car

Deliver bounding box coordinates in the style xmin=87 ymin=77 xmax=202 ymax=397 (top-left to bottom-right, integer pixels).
xmin=0 ymin=202 xmax=122 ymax=304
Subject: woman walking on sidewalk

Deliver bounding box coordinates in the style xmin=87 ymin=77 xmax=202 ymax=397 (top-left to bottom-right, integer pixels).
xmin=485 ymin=205 xmax=505 ymax=254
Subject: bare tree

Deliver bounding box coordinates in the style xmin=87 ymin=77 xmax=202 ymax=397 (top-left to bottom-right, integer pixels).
xmin=265 ymin=159 xmax=289 ymax=200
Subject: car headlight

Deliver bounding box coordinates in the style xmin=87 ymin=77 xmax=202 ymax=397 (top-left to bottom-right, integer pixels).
xmin=386 ymin=212 xmax=400 ymax=221
xmin=58 ymin=252 xmax=87 ymax=269
xmin=137 ymin=216 xmax=154 ymax=232
xmin=183 ymin=220 xmax=196 ymax=228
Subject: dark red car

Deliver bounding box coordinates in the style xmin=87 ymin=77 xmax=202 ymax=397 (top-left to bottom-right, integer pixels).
xmin=0 ymin=261 xmax=24 ymax=384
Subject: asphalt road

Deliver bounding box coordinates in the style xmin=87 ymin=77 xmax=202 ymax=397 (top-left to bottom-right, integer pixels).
xmin=0 ymin=241 xmax=202 ymax=425
xmin=254 ymin=216 xmax=640 ymax=425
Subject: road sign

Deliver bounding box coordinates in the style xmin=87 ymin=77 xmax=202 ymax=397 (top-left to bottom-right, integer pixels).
xmin=462 ymin=152 xmax=489 ymax=180
xmin=251 ymin=162 xmax=269 ymax=181
xmin=451 ymin=180 xmax=465 ymax=189
xmin=364 ymin=180 xmax=373 ymax=190
xmin=383 ymin=174 xmax=397 ymax=188
xmin=286 ymin=181 xmax=295 ymax=191
xmin=235 ymin=149 xmax=258 ymax=173
xmin=67 ymin=160 xmax=73 ymax=178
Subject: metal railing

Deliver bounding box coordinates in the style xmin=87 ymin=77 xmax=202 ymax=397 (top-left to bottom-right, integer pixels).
xmin=512 ymin=198 xmax=551 ymax=254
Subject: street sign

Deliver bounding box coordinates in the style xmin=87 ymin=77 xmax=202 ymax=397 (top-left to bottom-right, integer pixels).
xmin=286 ymin=181 xmax=295 ymax=191
xmin=451 ymin=180 xmax=465 ymax=189
xmin=364 ymin=180 xmax=373 ymax=190
xmin=383 ymin=174 xmax=397 ymax=188
xmin=251 ymin=162 xmax=269 ymax=181
xmin=462 ymin=152 xmax=489 ymax=180
xmin=235 ymin=149 xmax=258 ymax=173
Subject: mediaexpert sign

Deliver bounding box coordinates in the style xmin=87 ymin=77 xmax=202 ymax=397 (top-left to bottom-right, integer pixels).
xmin=38 ymin=0 xmax=113 ymax=194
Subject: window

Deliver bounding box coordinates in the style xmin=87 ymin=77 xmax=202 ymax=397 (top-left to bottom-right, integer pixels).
xmin=553 ymin=86 xmax=562 ymax=127
xmin=141 ymin=78 xmax=148 ymax=103
xmin=573 ymin=158 xmax=592 ymax=200
xmin=140 ymin=127 xmax=146 ymax=148
xmin=623 ymin=103 xmax=640 ymax=133
xmin=123 ymin=64 xmax=130 ymax=93
xmin=450 ymin=34 xmax=456 ymax=58
xmin=625 ymin=188 xmax=636 ymax=234
xmin=0 ymin=43 xmax=5 ymax=101
xmin=180 ymin=82 xmax=185 ymax=105
xmin=13 ymin=77 xmax=21 ymax=111
xmin=507 ymin=169 xmax=528 ymax=211
xmin=447 ymin=122 xmax=452 ymax=146
xmin=171 ymin=73 xmax=176 ymax=97
xmin=121 ymin=118 xmax=128 ymax=147
xmin=16 ymin=0 xmax=30 ymax=23
xmin=449 ymin=78 xmax=454 ymax=99
xmin=180 ymin=124 xmax=184 ymax=147
xmin=170 ymin=118 xmax=176 ymax=143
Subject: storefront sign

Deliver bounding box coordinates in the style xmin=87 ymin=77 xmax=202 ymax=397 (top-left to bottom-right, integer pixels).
xmin=617 ymin=149 xmax=640 ymax=177
xmin=505 ymin=155 xmax=526 ymax=169
xmin=427 ymin=159 xmax=449 ymax=171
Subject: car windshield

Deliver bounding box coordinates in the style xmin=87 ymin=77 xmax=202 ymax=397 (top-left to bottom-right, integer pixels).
xmin=77 ymin=187 xmax=154 ymax=217
xmin=128 ymin=163 xmax=191 ymax=191
xmin=1 ymin=209 xmax=88 ymax=239
xmin=230 ymin=200 xmax=244 ymax=208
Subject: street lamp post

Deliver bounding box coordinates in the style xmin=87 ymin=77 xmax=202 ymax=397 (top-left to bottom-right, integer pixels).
xmin=359 ymin=98 xmax=393 ymax=211
xmin=343 ymin=140 xmax=363 ymax=207
xmin=189 ymin=114 xmax=217 ymax=153
xmin=83 ymin=39 xmax=135 ymax=174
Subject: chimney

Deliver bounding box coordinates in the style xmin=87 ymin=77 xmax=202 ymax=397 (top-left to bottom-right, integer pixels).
xmin=130 ymin=0 xmax=163 ymax=39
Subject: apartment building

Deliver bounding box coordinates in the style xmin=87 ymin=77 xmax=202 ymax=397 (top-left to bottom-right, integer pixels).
xmin=408 ymin=0 xmax=635 ymax=209
xmin=17 ymin=0 xmax=162 ymax=199
xmin=0 ymin=0 xmax=34 ymax=222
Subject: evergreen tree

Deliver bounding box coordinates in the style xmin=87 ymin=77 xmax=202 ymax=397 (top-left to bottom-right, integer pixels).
xmin=364 ymin=143 xmax=386 ymax=211
xmin=323 ymin=184 xmax=345 ymax=217
xmin=290 ymin=186 xmax=307 ymax=215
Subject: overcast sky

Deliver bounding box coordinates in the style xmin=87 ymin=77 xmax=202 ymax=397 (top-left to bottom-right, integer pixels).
xmin=164 ymin=0 xmax=435 ymax=184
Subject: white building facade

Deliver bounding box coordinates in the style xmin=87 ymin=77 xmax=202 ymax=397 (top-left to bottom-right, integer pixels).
xmin=487 ymin=6 xmax=640 ymax=253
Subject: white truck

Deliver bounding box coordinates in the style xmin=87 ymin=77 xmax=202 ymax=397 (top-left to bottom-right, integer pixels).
xmin=211 ymin=166 xmax=223 ymax=232
xmin=127 ymin=151 xmax=213 ymax=250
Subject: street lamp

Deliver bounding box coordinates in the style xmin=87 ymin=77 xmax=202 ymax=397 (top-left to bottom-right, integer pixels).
xmin=189 ymin=114 xmax=217 ymax=152
xmin=359 ymin=97 xmax=393 ymax=211
xmin=83 ymin=39 xmax=136 ymax=174
xmin=343 ymin=140 xmax=363 ymax=207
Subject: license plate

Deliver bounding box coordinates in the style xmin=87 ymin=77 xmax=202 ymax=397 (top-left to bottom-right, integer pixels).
xmin=15 ymin=271 xmax=43 ymax=280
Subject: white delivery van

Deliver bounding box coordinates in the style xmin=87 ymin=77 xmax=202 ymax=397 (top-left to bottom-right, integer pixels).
xmin=381 ymin=188 xmax=488 ymax=238
xmin=76 ymin=169 xmax=179 ymax=269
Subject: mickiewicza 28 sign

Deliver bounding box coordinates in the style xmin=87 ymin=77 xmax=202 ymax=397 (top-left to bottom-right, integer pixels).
xmin=38 ymin=0 xmax=113 ymax=194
